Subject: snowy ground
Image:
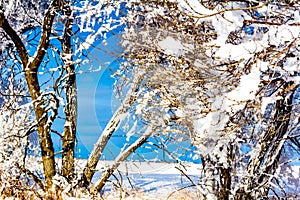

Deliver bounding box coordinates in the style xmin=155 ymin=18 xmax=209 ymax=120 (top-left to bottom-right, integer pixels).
xmin=87 ymin=161 xmax=202 ymax=199
xmin=72 ymin=160 xmax=300 ymax=199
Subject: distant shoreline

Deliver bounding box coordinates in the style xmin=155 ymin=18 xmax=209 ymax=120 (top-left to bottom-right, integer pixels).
xmin=68 ymin=158 xmax=203 ymax=175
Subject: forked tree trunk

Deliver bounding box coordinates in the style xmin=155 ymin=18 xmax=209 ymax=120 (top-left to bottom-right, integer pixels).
xmin=91 ymin=126 xmax=154 ymax=193
xmin=80 ymin=76 xmax=142 ymax=187
xmin=0 ymin=0 xmax=60 ymax=188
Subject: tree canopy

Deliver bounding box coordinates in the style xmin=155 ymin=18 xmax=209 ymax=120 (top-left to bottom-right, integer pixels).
xmin=0 ymin=0 xmax=299 ymax=199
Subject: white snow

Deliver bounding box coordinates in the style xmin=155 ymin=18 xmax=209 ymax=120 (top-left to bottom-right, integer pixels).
xmin=158 ymin=36 xmax=191 ymax=56
xmin=226 ymin=65 xmax=261 ymax=102
xmin=126 ymin=120 xmax=138 ymax=141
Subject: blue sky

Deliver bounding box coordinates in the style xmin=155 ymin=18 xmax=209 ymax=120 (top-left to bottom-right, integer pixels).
xmin=73 ymin=34 xmax=200 ymax=162
xmin=24 ymin=6 xmax=200 ymax=162
xmin=76 ymin=35 xmax=120 ymax=159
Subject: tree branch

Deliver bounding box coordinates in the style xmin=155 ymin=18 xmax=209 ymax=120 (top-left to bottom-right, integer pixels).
xmin=27 ymin=0 xmax=60 ymax=72
xmin=0 ymin=10 xmax=29 ymax=66
xmin=79 ymin=75 xmax=143 ymax=187
xmin=91 ymin=126 xmax=155 ymax=194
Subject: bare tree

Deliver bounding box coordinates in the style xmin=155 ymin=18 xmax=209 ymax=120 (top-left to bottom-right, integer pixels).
xmin=0 ymin=0 xmax=299 ymax=199
xmin=0 ymin=0 xmax=59 ymax=190
xmin=0 ymin=0 xmax=163 ymax=198
xmin=0 ymin=0 xmax=88 ymax=195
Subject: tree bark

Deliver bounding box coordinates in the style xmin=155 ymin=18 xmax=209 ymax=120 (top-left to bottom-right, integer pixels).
xmin=26 ymin=73 xmax=56 ymax=187
xmin=61 ymin=0 xmax=77 ymax=181
xmin=218 ymin=167 xmax=231 ymax=199
xmin=240 ymin=81 xmax=297 ymax=198
xmin=256 ymin=81 xmax=297 ymax=196
xmin=0 ymin=0 xmax=60 ymax=188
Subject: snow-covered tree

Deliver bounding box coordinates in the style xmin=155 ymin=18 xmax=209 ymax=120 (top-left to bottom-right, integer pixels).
xmin=0 ymin=51 xmax=42 ymax=198
xmin=113 ymin=0 xmax=300 ymax=198
xmin=1 ymin=0 xmax=299 ymax=199
xmin=0 ymin=0 xmax=127 ymax=197
xmin=0 ymin=0 xmax=164 ymax=198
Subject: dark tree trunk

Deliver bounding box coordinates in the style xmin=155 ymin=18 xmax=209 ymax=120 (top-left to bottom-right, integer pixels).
xmin=25 ymin=71 xmax=56 ymax=187
xmin=1 ymin=0 xmax=61 ymax=188
xmin=256 ymin=81 xmax=297 ymax=196
xmin=219 ymin=166 xmax=231 ymax=199
xmin=241 ymin=81 xmax=297 ymax=198
xmin=62 ymin=0 xmax=77 ymax=181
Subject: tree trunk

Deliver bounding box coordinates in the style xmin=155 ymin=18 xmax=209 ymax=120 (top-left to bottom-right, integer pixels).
xmin=202 ymin=156 xmax=217 ymax=198
xmin=91 ymin=126 xmax=154 ymax=193
xmin=240 ymin=81 xmax=297 ymax=198
xmin=256 ymin=81 xmax=297 ymax=196
xmin=62 ymin=0 xmax=77 ymax=181
xmin=80 ymin=105 xmax=130 ymax=186
xmin=1 ymin=0 xmax=60 ymax=188
xmin=80 ymin=76 xmax=142 ymax=187
xmin=26 ymin=72 xmax=56 ymax=187
xmin=219 ymin=165 xmax=231 ymax=199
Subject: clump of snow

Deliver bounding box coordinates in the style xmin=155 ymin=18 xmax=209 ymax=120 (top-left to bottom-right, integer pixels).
xmin=193 ymin=63 xmax=261 ymax=156
xmin=226 ymin=65 xmax=260 ymax=102
xmin=158 ymin=36 xmax=191 ymax=56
